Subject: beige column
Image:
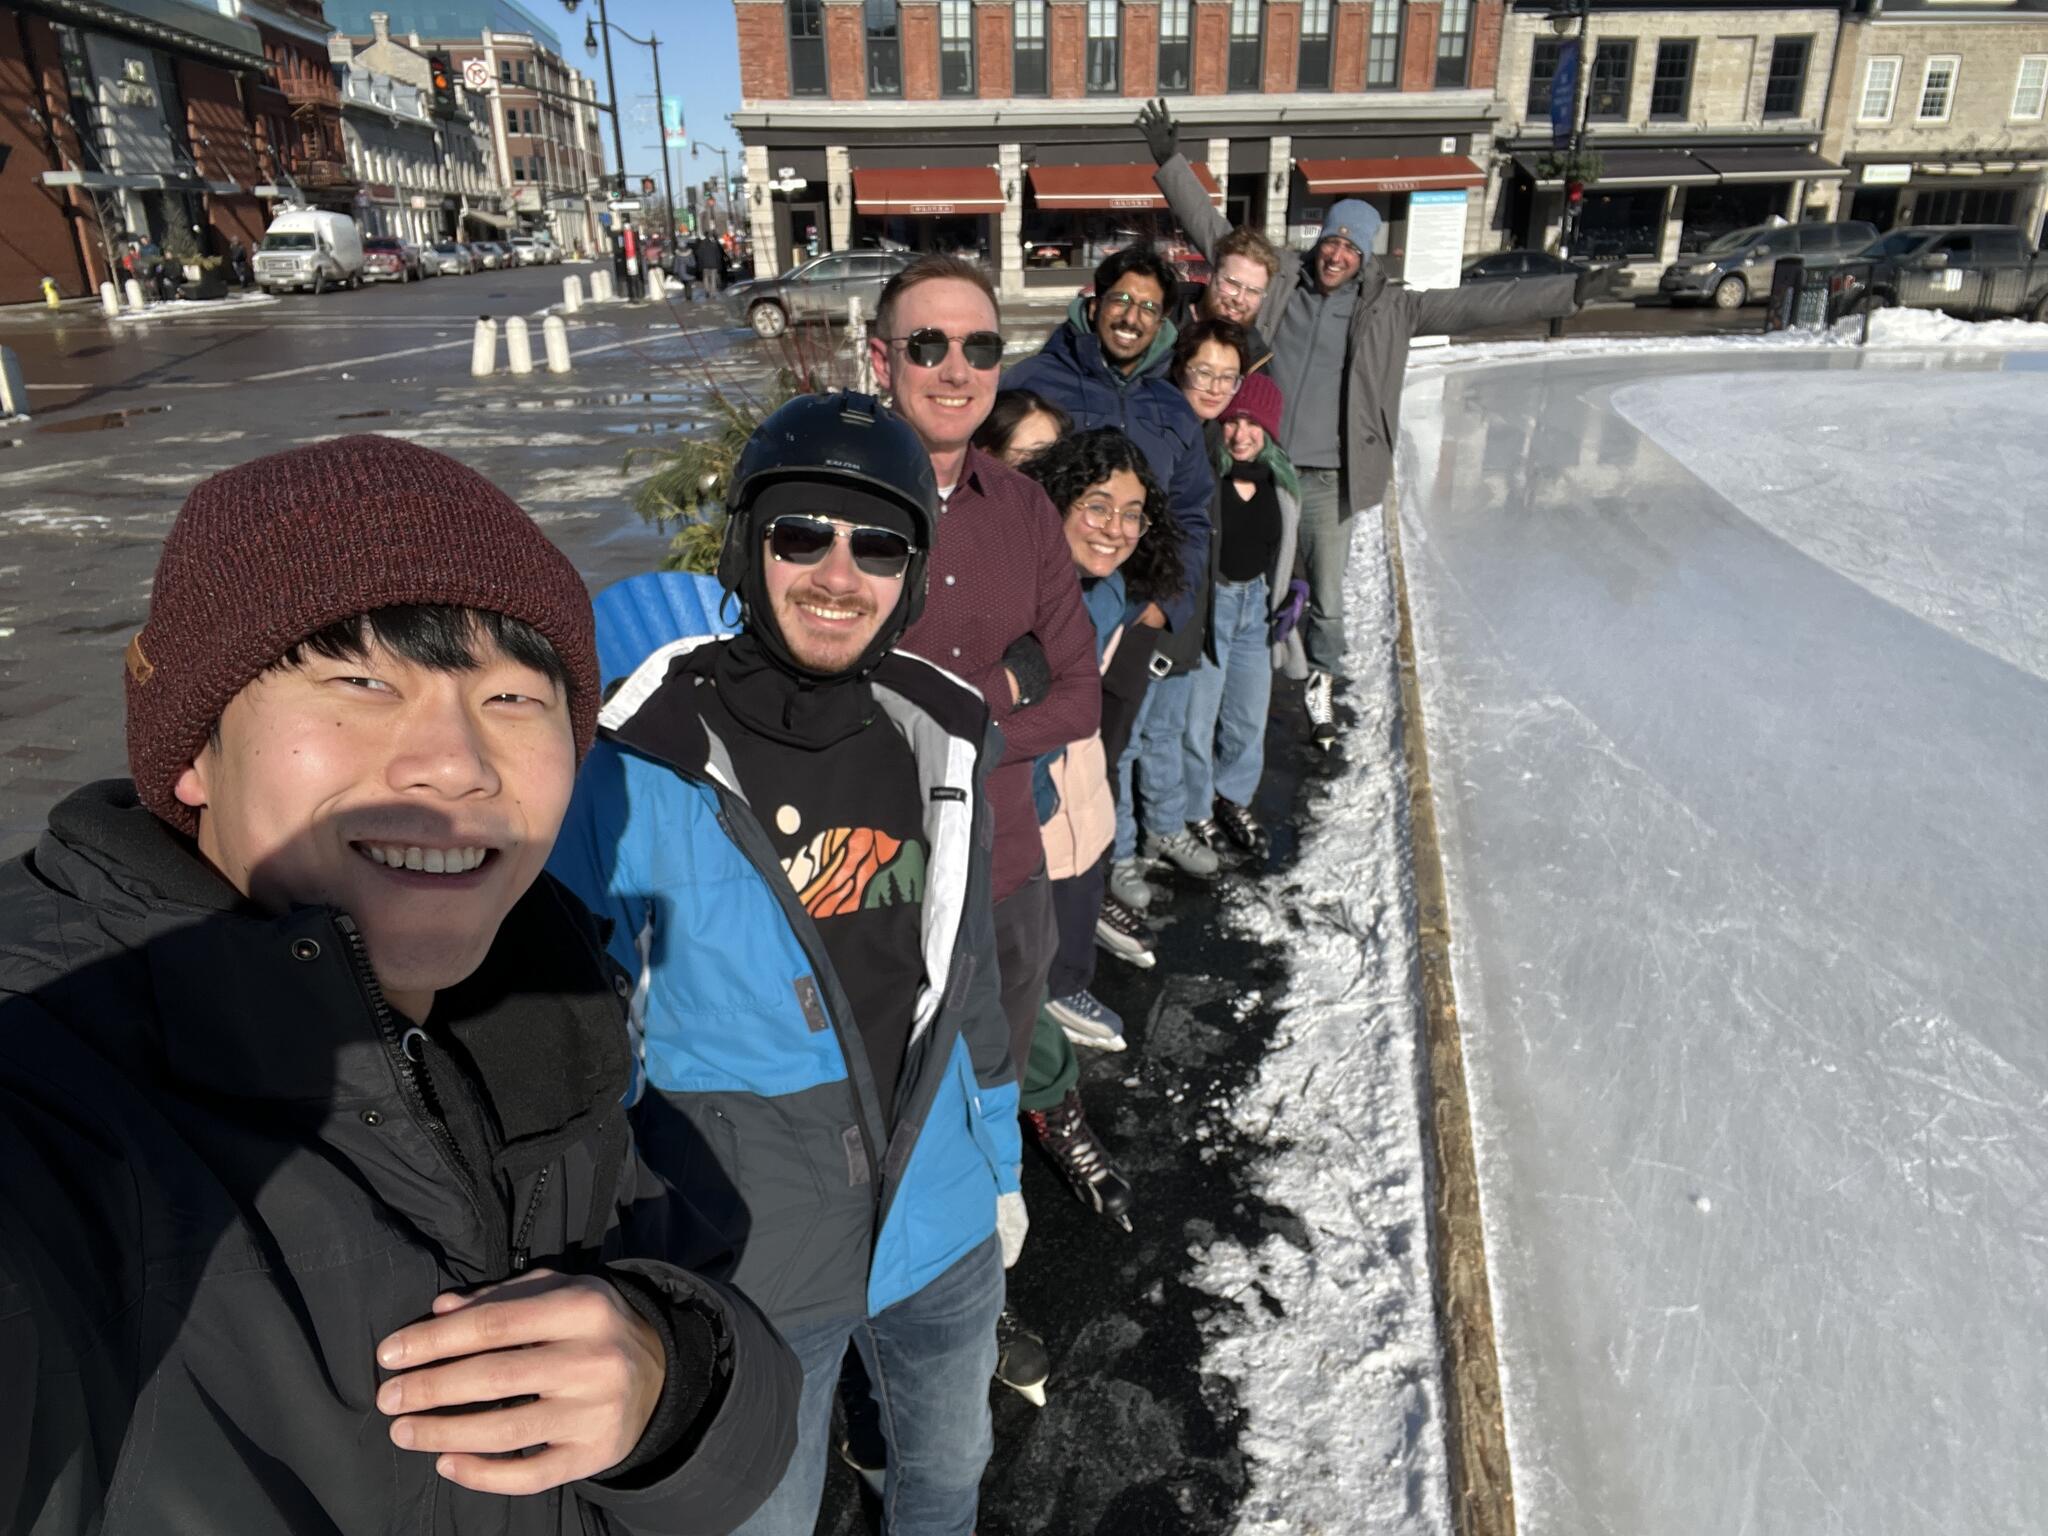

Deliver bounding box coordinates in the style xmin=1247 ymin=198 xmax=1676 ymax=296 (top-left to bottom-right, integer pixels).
xmin=827 ymin=144 xmax=853 ymax=250
xmin=1265 ymin=134 xmax=1292 ymax=246
xmin=1661 ymin=185 xmax=1686 ymax=266
xmin=999 ymin=141 xmax=1025 ymax=303
xmin=745 ymin=143 xmax=779 ymax=275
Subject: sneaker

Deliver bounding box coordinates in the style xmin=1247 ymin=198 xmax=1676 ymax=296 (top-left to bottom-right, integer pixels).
xmin=1045 ymin=990 xmax=1127 ymax=1052
xmin=995 ymin=1309 xmax=1051 ymax=1406
xmin=1144 ymin=827 xmax=1220 ymax=878
xmin=1305 ymin=670 xmax=1337 ymax=750
xmin=1210 ymin=797 xmax=1267 ymax=855
xmin=1094 ymin=894 xmax=1157 ymax=969
xmin=1107 ymin=855 xmax=1155 ymax=911
xmin=1025 ymin=1088 xmax=1134 ymax=1230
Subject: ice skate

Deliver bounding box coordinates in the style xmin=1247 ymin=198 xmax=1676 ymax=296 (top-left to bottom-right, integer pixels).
xmin=995 ymin=1309 xmax=1051 ymax=1406
xmin=1045 ymin=990 xmax=1127 ymax=1051
xmin=1026 ymin=1088 xmax=1134 ymax=1231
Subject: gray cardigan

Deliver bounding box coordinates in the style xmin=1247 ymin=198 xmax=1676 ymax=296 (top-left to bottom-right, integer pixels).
xmin=1156 ymin=153 xmax=1580 ymax=514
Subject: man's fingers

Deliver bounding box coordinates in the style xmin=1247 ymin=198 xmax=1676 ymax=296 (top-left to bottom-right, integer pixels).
xmin=391 ymin=1398 xmax=558 ymax=1457
xmin=378 ymin=1346 xmax=554 ymax=1416
xmin=432 ymin=1446 xmax=592 ymax=1498
xmin=378 ymin=1278 xmax=606 ymax=1369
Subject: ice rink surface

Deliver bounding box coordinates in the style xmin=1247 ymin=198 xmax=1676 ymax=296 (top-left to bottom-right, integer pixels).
xmin=1396 ymin=349 xmax=2048 ymax=1535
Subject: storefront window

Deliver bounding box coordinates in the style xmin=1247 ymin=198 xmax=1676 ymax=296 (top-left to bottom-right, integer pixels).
xmin=1577 ymin=186 xmax=1664 ymax=261
xmin=1914 ymin=186 xmax=2018 ymax=225
xmin=1676 ymin=183 xmax=1780 ymax=254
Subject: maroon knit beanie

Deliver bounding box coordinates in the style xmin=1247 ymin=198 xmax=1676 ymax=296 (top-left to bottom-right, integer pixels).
xmin=126 ymin=434 xmax=599 ymax=834
xmin=1221 ymin=372 xmax=1284 ymax=444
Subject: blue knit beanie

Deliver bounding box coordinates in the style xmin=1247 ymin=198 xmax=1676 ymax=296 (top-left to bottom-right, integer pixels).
xmin=1318 ymin=199 xmax=1383 ymax=254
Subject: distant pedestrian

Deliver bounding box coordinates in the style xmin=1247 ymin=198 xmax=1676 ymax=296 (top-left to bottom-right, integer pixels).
xmin=693 ymin=235 xmax=725 ymax=298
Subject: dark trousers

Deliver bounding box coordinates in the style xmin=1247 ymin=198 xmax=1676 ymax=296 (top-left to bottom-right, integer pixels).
xmin=1099 ymin=625 xmax=1160 ymax=785
xmin=1045 ymin=857 xmax=1105 ymax=1002
xmin=992 ymin=865 xmax=1057 ymax=1080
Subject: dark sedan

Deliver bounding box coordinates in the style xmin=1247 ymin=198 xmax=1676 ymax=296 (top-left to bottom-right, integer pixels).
xmin=1462 ymin=249 xmax=1593 ymax=285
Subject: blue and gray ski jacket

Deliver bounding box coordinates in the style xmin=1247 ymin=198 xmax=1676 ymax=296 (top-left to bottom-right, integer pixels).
xmin=548 ymin=637 xmax=1022 ymax=1326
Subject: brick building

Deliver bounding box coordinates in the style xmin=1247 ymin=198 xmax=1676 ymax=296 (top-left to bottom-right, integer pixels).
xmin=1818 ymin=0 xmax=2048 ymax=241
xmin=732 ymin=0 xmax=1514 ymax=298
xmin=3 ymin=0 xmax=270 ymax=304
xmin=245 ymin=0 xmax=357 ymax=213
xmin=1489 ymin=0 xmax=1846 ymax=283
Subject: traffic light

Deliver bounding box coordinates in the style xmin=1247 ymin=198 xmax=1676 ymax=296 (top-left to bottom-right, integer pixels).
xmin=427 ymin=52 xmax=456 ymax=117
xmin=1566 ymin=179 xmax=1585 ymax=206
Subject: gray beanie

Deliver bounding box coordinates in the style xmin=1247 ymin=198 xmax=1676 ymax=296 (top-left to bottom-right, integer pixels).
xmin=1318 ymin=199 xmax=1383 ymax=254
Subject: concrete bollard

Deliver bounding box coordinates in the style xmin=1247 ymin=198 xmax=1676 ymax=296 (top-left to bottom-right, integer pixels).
xmin=123 ymin=278 xmax=147 ymax=311
xmin=561 ymin=273 xmax=583 ymax=314
xmin=0 ymin=346 xmax=29 ymax=420
xmin=591 ymin=269 xmax=614 ymax=303
xmin=99 ymin=281 xmax=122 ymax=317
xmin=504 ymin=315 xmax=534 ymax=375
xmin=543 ymin=314 xmax=572 ymax=374
xmin=470 ymin=316 xmax=499 ymax=377
xmin=648 ymin=267 xmax=666 ymax=302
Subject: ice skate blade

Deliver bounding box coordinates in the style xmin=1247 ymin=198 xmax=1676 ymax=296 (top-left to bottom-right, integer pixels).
xmin=1000 ymin=1379 xmax=1049 ymax=1408
xmin=1114 ymin=1214 xmax=1133 ymax=1232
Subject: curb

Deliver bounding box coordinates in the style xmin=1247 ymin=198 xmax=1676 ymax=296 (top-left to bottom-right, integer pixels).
xmin=1384 ymin=494 xmax=1516 ymax=1536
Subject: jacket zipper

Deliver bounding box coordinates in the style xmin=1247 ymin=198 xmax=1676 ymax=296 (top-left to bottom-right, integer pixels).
xmin=510 ymin=1165 xmax=549 ymax=1272
xmin=334 ymin=914 xmax=486 ymax=1225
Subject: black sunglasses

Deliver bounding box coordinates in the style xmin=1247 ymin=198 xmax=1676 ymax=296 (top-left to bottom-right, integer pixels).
xmin=764 ymin=514 xmax=918 ymax=579
xmin=885 ymin=328 xmax=1006 ymax=370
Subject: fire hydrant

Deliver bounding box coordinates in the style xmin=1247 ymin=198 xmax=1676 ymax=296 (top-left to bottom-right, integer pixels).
xmin=41 ymin=277 xmax=61 ymax=309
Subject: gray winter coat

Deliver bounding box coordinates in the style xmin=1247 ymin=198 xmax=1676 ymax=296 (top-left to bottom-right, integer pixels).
xmin=1157 ymin=154 xmax=1581 ymax=514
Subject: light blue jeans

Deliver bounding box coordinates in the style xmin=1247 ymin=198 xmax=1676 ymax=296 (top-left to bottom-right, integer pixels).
xmin=1115 ymin=670 xmax=1195 ymax=852
xmin=1296 ymin=469 xmax=1365 ymax=677
xmin=732 ymin=1237 xmax=1003 ymax=1536
xmin=1182 ymin=574 xmax=1274 ymax=812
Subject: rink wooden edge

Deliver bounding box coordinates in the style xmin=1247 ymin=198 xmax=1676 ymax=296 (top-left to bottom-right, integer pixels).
xmin=1384 ymin=495 xmax=1517 ymax=1536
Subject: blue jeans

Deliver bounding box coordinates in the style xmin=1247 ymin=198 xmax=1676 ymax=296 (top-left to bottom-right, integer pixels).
xmin=1297 ymin=469 xmax=1374 ymax=677
xmin=1182 ymin=575 xmax=1273 ymax=812
xmin=732 ymin=1237 xmax=1003 ymax=1536
xmin=1131 ymin=671 xmax=1194 ymax=841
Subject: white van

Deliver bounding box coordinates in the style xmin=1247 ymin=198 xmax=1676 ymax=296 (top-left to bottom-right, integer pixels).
xmin=254 ymin=209 xmax=365 ymax=294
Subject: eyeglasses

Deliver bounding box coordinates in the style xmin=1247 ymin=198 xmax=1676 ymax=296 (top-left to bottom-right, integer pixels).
xmin=763 ymin=515 xmax=918 ymax=579
xmin=882 ymin=328 xmax=1005 ymax=370
xmin=1216 ymin=273 xmax=1268 ymax=303
xmin=1074 ymin=496 xmax=1150 ymax=540
xmin=1186 ymin=365 xmax=1242 ymax=394
xmin=1102 ymin=290 xmax=1164 ymax=319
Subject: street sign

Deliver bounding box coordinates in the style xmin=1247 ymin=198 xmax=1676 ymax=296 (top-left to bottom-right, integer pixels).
xmin=462 ymin=57 xmax=492 ymax=93
xmin=610 ymin=199 xmax=643 ymax=211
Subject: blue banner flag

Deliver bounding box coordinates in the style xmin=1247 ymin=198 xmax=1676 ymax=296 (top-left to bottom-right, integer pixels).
xmin=1549 ymin=40 xmax=1580 ymax=151
xmin=662 ymin=96 xmax=687 ymax=148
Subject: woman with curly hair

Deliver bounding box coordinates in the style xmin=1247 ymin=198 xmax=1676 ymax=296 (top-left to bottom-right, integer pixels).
xmin=1001 ymin=429 xmax=1182 ymax=1237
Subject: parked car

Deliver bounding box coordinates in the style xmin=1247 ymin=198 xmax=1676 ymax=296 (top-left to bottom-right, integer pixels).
xmin=362 ymin=236 xmax=423 ymax=283
xmin=1823 ymin=224 xmax=2048 ymax=323
xmin=1659 ymin=220 xmax=1878 ymax=309
xmin=470 ymin=240 xmax=508 ymax=270
xmin=722 ymin=248 xmax=917 ymax=338
xmin=1463 ymin=249 xmax=1594 ymax=284
xmin=508 ymin=237 xmax=543 ymax=266
xmin=407 ymin=240 xmax=437 ymax=277
xmin=254 ymin=209 xmax=365 ymax=293
xmin=424 ymin=240 xmax=476 ymax=276
xmin=531 ymin=233 xmax=561 ymax=263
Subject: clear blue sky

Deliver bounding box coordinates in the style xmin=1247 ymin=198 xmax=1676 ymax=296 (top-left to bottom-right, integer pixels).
xmin=580 ymin=0 xmax=745 ymax=194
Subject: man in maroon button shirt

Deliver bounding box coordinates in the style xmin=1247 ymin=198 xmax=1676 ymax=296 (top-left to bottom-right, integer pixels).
xmin=870 ymin=256 xmax=1100 ymax=1090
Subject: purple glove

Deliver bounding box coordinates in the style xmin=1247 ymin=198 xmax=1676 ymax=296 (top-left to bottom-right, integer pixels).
xmin=1268 ymin=579 xmax=1310 ymax=647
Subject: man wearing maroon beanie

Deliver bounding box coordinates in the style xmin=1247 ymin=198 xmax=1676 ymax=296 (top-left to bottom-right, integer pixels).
xmin=0 ymin=435 xmax=796 ymax=1535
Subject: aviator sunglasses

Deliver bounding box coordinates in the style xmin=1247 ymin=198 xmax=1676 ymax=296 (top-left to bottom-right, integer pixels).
xmin=764 ymin=514 xmax=919 ymax=579
xmin=884 ymin=328 xmax=1006 ymax=370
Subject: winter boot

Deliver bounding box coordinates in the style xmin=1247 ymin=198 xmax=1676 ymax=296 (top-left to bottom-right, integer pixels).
xmin=1107 ymin=855 xmax=1156 ymax=911
xmin=1305 ymin=670 xmax=1337 ymax=751
xmin=1026 ymin=1088 xmax=1134 ymax=1231
xmin=1045 ymin=989 xmax=1126 ymax=1051
xmin=1094 ymin=893 xmax=1157 ymax=970
xmin=1143 ymin=827 xmax=1220 ymax=878
xmin=995 ymin=1309 xmax=1051 ymax=1406
xmin=1209 ymin=796 xmax=1268 ymax=856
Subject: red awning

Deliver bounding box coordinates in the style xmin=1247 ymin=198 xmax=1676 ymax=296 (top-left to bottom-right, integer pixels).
xmin=1297 ymin=156 xmax=1487 ymax=194
xmin=852 ymin=167 xmax=1006 ymax=217
xmin=1028 ymin=163 xmax=1222 ymax=210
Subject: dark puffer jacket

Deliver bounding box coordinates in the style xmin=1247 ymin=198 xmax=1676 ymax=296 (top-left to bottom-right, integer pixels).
xmin=1003 ymin=297 xmax=1213 ymax=633
xmin=0 ymin=781 xmax=798 ymax=1536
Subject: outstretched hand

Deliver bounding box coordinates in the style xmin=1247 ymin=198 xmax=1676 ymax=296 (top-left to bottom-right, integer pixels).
xmin=1137 ymin=99 xmax=1179 ymax=166
xmin=375 ymin=1268 xmax=667 ymax=1496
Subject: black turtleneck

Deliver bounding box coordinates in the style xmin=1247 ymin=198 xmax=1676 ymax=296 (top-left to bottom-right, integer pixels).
xmin=692 ymin=636 xmax=929 ymax=1131
xmin=1220 ymin=455 xmax=1283 ymax=585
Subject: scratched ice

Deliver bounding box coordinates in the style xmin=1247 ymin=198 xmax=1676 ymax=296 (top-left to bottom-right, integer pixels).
xmin=1396 ymin=348 xmax=2048 ymax=1536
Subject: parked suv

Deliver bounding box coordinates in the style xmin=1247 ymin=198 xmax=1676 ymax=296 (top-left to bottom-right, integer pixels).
xmin=1824 ymin=224 xmax=2048 ymax=322
xmin=721 ymin=248 xmax=917 ymax=338
xmin=362 ymin=237 xmax=422 ymax=283
xmin=1660 ymin=220 xmax=1878 ymax=309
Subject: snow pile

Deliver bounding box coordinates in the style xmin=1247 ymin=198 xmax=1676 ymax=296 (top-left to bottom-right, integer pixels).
xmin=1189 ymin=509 xmax=1450 ymax=1535
xmin=1856 ymin=305 xmax=2048 ymax=348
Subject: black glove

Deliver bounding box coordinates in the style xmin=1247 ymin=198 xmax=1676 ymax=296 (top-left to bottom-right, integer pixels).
xmin=1002 ymin=633 xmax=1052 ymax=709
xmin=1137 ymin=99 xmax=1179 ymax=167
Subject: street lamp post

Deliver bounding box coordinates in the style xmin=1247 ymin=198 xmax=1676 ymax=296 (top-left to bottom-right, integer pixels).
xmin=563 ymin=0 xmax=674 ymax=297
xmin=1550 ymin=0 xmax=1592 ymax=259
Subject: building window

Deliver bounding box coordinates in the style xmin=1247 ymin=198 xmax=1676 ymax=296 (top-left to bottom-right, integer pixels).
xmin=1587 ymin=39 xmax=1633 ymax=122
xmin=1298 ymin=0 xmax=1332 ymax=91
xmin=1649 ymin=39 xmax=1692 ymax=119
xmin=1228 ymin=0 xmax=1263 ymax=91
xmin=1158 ymin=0 xmax=1192 ymax=93
xmin=500 ymin=59 xmax=511 ymax=83
xmin=1914 ymin=186 xmax=2016 ymax=225
xmin=1526 ymin=36 xmax=1562 ymax=118
xmin=512 ymin=154 xmax=525 ymax=181
xmin=515 ymin=59 xmax=527 ymax=85
xmin=939 ymin=0 xmax=974 ymax=96
xmin=1917 ymin=55 xmax=1958 ymax=122
xmin=1858 ymin=55 xmax=1899 ymax=122
xmin=1435 ymin=0 xmax=1470 ymax=89
xmin=2013 ymin=56 xmax=2047 ymax=120
xmin=1366 ymin=0 xmax=1401 ymax=89
xmin=1086 ymin=0 xmax=1119 ymax=95
xmin=865 ymin=0 xmax=901 ymax=96
xmin=1763 ymin=36 xmax=1809 ymax=117
xmin=1014 ymin=0 xmax=1047 ymax=94
xmin=788 ymin=0 xmax=827 ymax=96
